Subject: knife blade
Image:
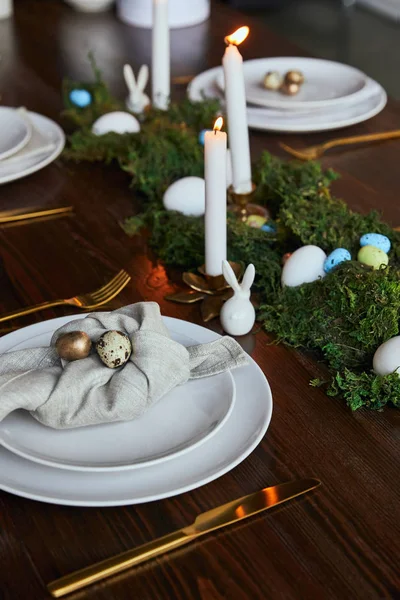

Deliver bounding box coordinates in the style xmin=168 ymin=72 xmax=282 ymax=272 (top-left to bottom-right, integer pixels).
xmin=47 ymin=478 xmax=320 ymax=598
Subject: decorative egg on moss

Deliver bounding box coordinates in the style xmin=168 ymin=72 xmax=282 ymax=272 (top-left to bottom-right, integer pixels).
xmin=323 ymin=248 xmax=351 ymax=273
xmin=281 ymin=245 xmax=326 ymax=287
xmin=360 ymin=233 xmax=391 ymax=254
xmin=92 ymin=111 xmax=140 ymax=135
xmin=261 ymin=222 xmax=276 ymax=233
xmin=96 ymin=330 xmax=132 ymax=369
xmin=246 ymin=215 xmax=267 ymax=229
xmin=69 ymin=89 xmax=92 ymax=108
xmin=373 ymin=336 xmax=400 ymax=376
xmin=357 ymin=245 xmax=388 ymax=270
xmin=163 ymin=176 xmax=205 ymax=216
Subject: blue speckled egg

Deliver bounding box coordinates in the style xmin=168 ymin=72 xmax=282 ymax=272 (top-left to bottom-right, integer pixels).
xmin=198 ymin=129 xmax=212 ymax=145
xmin=360 ymin=233 xmax=391 ymax=254
xmin=323 ymin=248 xmax=351 ymax=273
xmin=261 ymin=223 xmax=276 ymax=233
xmin=69 ymin=89 xmax=92 ymax=108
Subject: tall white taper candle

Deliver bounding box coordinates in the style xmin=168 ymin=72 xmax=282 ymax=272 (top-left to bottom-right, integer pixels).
xmin=205 ymin=118 xmax=227 ymax=276
xmin=152 ymin=0 xmax=170 ymax=110
xmin=222 ymin=27 xmax=252 ymax=194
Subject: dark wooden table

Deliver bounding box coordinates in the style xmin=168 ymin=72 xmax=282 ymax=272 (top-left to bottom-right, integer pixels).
xmin=0 ymin=1 xmax=399 ymax=599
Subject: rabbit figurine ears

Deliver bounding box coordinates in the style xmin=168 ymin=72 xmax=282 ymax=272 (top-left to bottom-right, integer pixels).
xmin=124 ymin=64 xmax=150 ymax=114
xmin=222 ymin=260 xmax=255 ymax=298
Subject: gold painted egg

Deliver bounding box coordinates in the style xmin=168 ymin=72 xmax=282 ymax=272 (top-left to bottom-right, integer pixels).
xmin=55 ymin=331 xmax=92 ymax=361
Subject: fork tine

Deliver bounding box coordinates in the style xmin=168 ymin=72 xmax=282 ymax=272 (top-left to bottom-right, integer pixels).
xmin=279 ymin=142 xmax=309 ymax=160
xmin=90 ymin=271 xmax=129 ymax=303
xmin=88 ymin=275 xmax=131 ymax=308
xmin=91 ymin=274 xmax=130 ymax=304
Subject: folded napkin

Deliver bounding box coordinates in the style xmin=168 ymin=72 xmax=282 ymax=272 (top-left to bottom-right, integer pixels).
xmin=0 ymin=303 xmax=248 ymax=429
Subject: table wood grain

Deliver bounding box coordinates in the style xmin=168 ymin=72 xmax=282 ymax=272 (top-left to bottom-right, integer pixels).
xmin=0 ymin=1 xmax=399 ymax=599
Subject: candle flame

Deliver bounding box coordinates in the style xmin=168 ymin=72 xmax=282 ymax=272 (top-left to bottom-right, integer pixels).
xmin=213 ymin=117 xmax=223 ymax=132
xmin=224 ymin=26 xmax=249 ymax=46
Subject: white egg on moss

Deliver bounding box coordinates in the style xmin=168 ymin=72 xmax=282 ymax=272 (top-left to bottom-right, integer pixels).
xmin=92 ymin=111 xmax=140 ymax=136
xmin=163 ymin=176 xmax=205 ymax=217
xmin=281 ymin=245 xmax=326 ymax=287
xmin=373 ymin=336 xmax=400 ymax=376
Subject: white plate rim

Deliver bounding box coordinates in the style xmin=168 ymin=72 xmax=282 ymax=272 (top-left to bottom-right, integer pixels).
xmin=0 ymin=107 xmax=32 ymax=161
xmin=0 ymin=362 xmax=236 ymax=472
xmin=188 ymin=66 xmax=387 ymax=133
xmin=0 ymin=111 xmax=65 ymax=185
xmin=0 ymin=315 xmax=273 ymax=506
xmin=216 ymin=57 xmax=369 ymax=110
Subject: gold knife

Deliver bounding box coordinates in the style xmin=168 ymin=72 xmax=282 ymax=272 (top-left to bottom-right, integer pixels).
xmin=47 ymin=478 xmax=320 ymax=598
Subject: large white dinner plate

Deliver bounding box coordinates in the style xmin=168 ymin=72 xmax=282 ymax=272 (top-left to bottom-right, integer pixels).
xmin=0 ymin=107 xmax=32 ymax=160
xmin=216 ymin=57 xmax=368 ymax=110
xmin=0 ymin=330 xmax=235 ymax=472
xmin=0 ymin=111 xmax=65 ymax=185
xmin=188 ymin=66 xmax=387 ymax=133
xmin=0 ymin=316 xmax=272 ymax=506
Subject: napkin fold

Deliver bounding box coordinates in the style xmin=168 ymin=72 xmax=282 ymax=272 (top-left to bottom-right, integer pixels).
xmin=0 ymin=303 xmax=248 ymax=429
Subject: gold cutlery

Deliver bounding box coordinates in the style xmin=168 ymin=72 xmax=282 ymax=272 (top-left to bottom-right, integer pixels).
xmin=280 ymin=129 xmax=400 ymax=161
xmin=47 ymin=478 xmax=321 ymax=598
xmin=0 ymin=269 xmax=131 ymax=323
xmin=0 ymin=206 xmax=73 ymax=224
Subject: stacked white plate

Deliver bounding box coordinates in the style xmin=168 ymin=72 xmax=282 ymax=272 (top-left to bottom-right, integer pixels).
xmin=188 ymin=57 xmax=387 ymax=133
xmin=0 ymin=107 xmax=65 ymax=184
xmin=0 ymin=315 xmax=272 ymax=507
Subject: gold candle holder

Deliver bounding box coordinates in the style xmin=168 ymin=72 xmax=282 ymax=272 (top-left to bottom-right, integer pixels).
xmin=165 ymin=262 xmax=243 ymax=322
xmin=227 ymin=182 xmax=270 ymax=222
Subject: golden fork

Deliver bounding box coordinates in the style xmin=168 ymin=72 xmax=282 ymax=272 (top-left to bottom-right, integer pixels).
xmin=0 ymin=206 xmax=73 ymax=224
xmin=280 ymin=129 xmax=400 ymax=161
xmin=0 ymin=270 xmax=131 ymax=324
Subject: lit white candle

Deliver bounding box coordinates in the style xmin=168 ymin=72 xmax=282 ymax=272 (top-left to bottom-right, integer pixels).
xmin=152 ymin=0 xmax=170 ymax=110
xmin=205 ymin=117 xmax=227 ymax=276
xmin=222 ymin=26 xmax=252 ymax=194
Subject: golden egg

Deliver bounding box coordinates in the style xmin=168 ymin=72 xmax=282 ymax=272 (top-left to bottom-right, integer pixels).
xmin=55 ymin=331 xmax=92 ymax=361
xmin=285 ymin=70 xmax=305 ymax=85
xmin=280 ymin=82 xmax=300 ymax=96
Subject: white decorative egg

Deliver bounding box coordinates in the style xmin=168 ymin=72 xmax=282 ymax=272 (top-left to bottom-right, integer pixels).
xmin=92 ymin=111 xmax=140 ymax=136
xmin=163 ymin=176 xmax=205 ymax=217
xmin=226 ymin=149 xmax=233 ymax=189
xmin=373 ymin=336 xmax=400 ymax=376
xmin=281 ymin=245 xmax=327 ymax=287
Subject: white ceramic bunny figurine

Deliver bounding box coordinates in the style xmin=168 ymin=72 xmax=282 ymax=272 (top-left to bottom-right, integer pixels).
xmin=220 ymin=260 xmax=256 ymax=336
xmin=123 ymin=64 xmax=150 ymax=114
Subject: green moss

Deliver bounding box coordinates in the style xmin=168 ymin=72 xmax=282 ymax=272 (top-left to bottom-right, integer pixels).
xmin=62 ymin=61 xmax=400 ymax=411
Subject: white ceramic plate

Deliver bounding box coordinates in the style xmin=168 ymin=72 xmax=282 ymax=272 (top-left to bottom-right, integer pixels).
xmin=0 ymin=107 xmax=32 ymax=160
xmin=0 ymin=112 xmax=65 ymax=185
xmin=188 ymin=66 xmax=387 ymax=133
xmin=216 ymin=57 xmax=368 ymax=110
xmin=0 ymin=331 xmax=235 ymax=472
xmin=0 ymin=316 xmax=272 ymax=506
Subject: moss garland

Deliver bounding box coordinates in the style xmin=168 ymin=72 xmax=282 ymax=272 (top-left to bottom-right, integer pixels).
xmin=62 ymin=63 xmax=400 ymax=411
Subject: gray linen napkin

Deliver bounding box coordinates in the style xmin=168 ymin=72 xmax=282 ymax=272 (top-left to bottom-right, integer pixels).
xmin=0 ymin=302 xmax=248 ymax=429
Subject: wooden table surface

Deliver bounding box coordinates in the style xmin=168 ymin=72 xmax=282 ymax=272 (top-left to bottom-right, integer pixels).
xmin=1 ymin=1 xmax=399 ymax=599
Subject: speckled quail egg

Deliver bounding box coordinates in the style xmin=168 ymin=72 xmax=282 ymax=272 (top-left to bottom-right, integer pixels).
xmin=96 ymin=330 xmax=132 ymax=369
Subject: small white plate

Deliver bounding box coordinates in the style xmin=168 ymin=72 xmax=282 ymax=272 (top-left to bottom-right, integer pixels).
xmin=216 ymin=57 xmax=368 ymax=110
xmin=0 ymin=331 xmax=235 ymax=471
xmin=188 ymin=66 xmax=387 ymax=133
xmin=0 ymin=107 xmax=32 ymax=161
xmin=0 ymin=316 xmax=272 ymax=506
xmin=0 ymin=111 xmax=65 ymax=185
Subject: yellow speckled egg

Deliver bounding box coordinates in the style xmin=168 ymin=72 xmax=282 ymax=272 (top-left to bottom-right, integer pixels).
xmin=357 ymin=245 xmax=389 ymax=270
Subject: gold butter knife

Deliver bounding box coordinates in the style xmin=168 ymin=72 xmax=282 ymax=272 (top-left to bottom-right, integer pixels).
xmin=47 ymin=478 xmax=321 ymax=598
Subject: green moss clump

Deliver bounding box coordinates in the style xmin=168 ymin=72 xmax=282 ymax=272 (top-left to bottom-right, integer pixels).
xmin=260 ymin=262 xmax=400 ymax=371
xmin=328 ymin=369 xmax=400 ymax=411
